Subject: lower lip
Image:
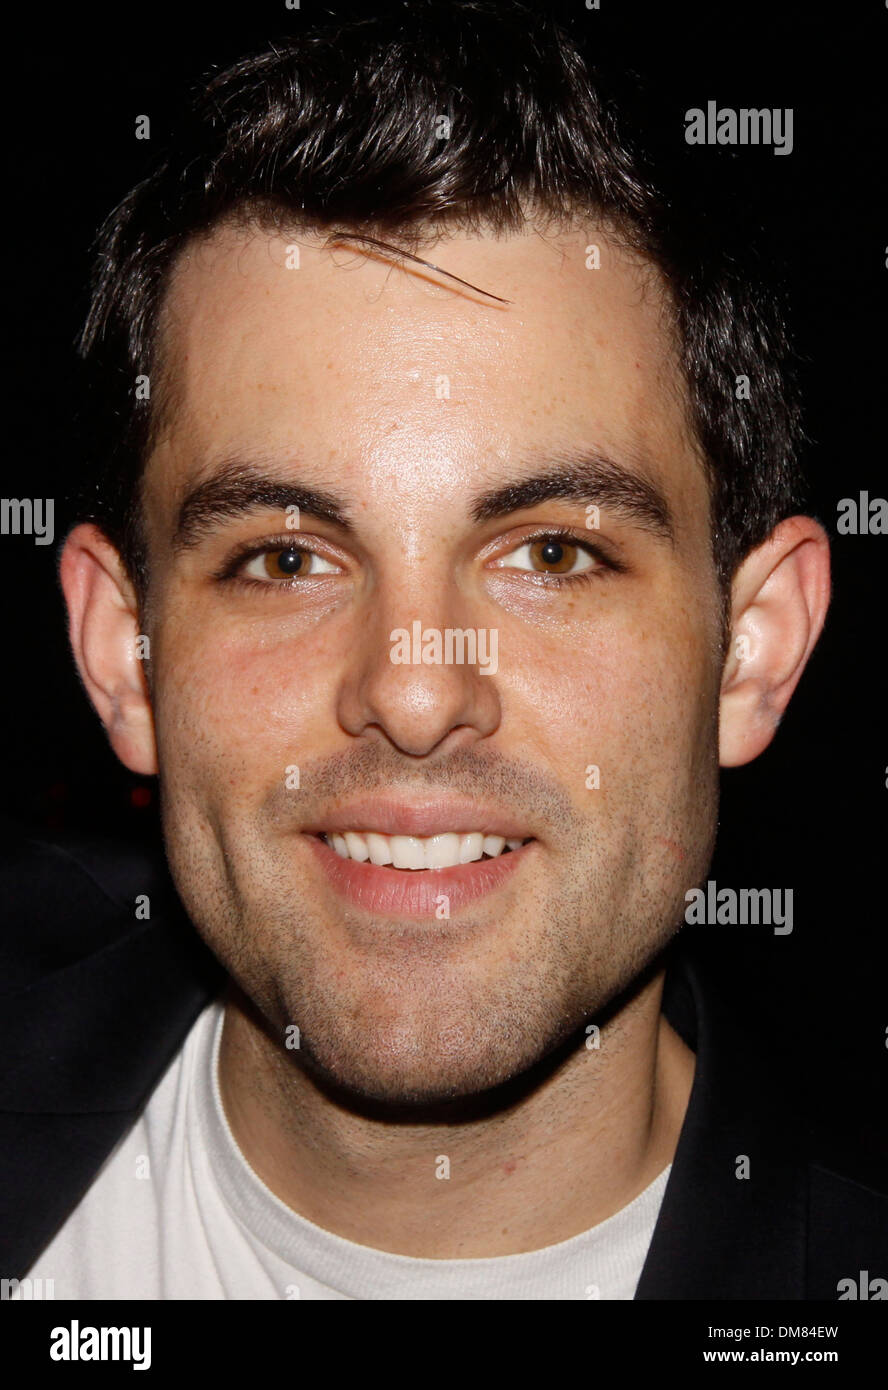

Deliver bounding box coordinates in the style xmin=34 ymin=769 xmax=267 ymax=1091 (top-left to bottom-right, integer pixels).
xmin=304 ymin=834 xmax=534 ymax=918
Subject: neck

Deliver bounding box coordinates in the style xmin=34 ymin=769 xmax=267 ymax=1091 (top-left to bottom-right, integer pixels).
xmin=217 ymin=969 xmax=695 ymax=1258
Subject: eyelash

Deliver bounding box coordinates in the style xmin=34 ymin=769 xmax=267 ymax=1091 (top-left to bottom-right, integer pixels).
xmin=214 ymin=526 xmax=625 ymax=594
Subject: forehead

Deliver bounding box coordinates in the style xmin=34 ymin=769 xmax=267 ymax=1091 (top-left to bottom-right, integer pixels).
xmin=146 ymin=218 xmax=703 ymax=524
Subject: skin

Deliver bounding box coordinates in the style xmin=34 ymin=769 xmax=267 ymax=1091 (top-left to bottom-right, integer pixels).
xmin=60 ymin=219 xmax=830 ymax=1259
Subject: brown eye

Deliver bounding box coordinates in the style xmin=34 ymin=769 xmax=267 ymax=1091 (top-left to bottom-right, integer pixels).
xmin=499 ymin=536 xmax=597 ymax=577
xmin=241 ymin=546 xmax=340 ymax=583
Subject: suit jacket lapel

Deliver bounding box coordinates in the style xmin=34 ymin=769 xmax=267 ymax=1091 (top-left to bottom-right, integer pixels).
xmin=0 ymin=890 xmax=222 ymax=1278
xmin=635 ymin=947 xmax=808 ymax=1298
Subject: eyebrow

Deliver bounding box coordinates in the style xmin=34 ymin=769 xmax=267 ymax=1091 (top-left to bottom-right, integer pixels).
xmin=171 ymin=448 xmax=674 ymax=553
xmin=469 ymin=447 xmax=674 ymax=541
xmin=172 ymin=462 xmax=353 ymax=553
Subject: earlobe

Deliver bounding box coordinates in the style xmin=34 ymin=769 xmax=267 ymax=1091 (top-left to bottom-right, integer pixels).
xmin=58 ymin=523 xmax=158 ymax=776
xmin=719 ymin=516 xmax=831 ymax=768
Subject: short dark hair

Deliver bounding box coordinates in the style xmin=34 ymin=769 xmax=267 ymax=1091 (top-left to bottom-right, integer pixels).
xmin=73 ymin=0 xmax=806 ymax=623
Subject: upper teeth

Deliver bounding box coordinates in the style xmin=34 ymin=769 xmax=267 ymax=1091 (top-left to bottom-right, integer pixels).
xmin=321 ymin=831 xmax=527 ymax=869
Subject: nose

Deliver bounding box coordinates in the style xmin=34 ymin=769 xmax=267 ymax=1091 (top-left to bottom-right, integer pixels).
xmin=336 ymin=572 xmax=502 ymax=757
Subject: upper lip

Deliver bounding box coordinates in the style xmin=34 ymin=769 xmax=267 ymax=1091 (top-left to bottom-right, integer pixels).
xmin=302 ymin=795 xmax=535 ymax=841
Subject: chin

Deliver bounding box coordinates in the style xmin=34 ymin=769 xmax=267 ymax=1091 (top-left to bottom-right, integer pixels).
xmin=307 ymin=1062 xmax=514 ymax=1110
xmin=293 ymin=1013 xmax=569 ymax=1112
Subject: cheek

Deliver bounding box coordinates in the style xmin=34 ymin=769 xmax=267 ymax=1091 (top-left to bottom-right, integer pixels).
xmin=507 ymin=601 xmax=716 ymax=775
xmin=150 ymin=618 xmax=340 ymax=806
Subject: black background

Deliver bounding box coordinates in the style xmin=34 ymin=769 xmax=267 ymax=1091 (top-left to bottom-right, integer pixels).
xmin=4 ymin=0 xmax=886 ymax=1167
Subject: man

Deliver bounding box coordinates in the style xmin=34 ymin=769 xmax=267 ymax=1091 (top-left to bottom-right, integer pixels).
xmin=1 ymin=1 xmax=885 ymax=1300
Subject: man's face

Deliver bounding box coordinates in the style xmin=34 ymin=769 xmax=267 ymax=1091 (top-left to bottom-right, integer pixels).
xmin=138 ymin=219 xmax=723 ymax=1103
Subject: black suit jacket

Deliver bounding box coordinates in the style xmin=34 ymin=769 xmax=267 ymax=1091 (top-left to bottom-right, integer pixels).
xmin=1 ymin=829 xmax=886 ymax=1298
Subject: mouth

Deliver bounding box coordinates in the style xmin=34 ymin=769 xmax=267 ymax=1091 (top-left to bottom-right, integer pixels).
xmin=305 ymin=830 xmax=537 ymax=918
xmin=313 ymin=830 xmax=535 ymax=871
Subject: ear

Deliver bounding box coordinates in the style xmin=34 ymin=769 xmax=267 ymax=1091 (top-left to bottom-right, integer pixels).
xmin=719 ymin=516 xmax=831 ymax=767
xmin=58 ymin=523 xmax=158 ymax=775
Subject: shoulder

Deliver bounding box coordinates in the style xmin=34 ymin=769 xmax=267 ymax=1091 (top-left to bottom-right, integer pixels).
xmin=0 ymin=822 xmax=225 ymax=1107
xmin=0 ymin=820 xmax=221 ymax=991
xmin=0 ymin=824 xmax=225 ymax=1277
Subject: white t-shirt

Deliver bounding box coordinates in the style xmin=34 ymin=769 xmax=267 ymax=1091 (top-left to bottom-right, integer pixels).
xmin=22 ymin=999 xmax=670 ymax=1300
